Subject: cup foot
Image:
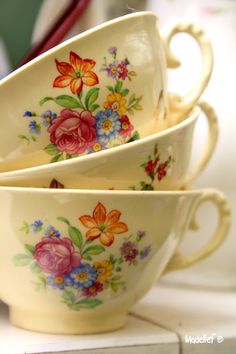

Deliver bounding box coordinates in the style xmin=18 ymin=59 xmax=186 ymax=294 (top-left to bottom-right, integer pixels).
xmin=9 ymin=306 xmax=128 ymax=334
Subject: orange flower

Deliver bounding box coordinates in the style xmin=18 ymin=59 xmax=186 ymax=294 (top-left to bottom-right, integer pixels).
xmin=53 ymin=51 xmax=99 ymax=94
xmin=79 ymin=202 xmax=128 ymax=246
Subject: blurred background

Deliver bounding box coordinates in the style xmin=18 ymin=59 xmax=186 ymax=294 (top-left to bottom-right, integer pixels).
xmin=0 ymin=0 xmax=235 ymax=289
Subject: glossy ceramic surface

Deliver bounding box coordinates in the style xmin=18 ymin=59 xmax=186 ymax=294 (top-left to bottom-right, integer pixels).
xmin=0 ymin=12 xmax=213 ymax=172
xmin=0 ymin=102 xmax=218 ymax=190
xmin=0 ymin=187 xmax=230 ymax=333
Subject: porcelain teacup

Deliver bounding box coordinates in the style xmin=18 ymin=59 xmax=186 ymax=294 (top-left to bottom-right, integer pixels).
xmin=0 ymin=102 xmax=218 ymax=190
xmin=0 ymin=187 xmax=230 ymax=334
xmin=0 ymin=11 xmax=213 ymax=171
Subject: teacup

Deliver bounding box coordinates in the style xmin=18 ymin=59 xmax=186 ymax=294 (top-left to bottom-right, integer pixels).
xmin=0 ymin=11 xmax=213 ymax=171
xmin=0 ymin=102 xmax=218 ymax=190
xmin=0 ymin=187 xmax=230 ymax=334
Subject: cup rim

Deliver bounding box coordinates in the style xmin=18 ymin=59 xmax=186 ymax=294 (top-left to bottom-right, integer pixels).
xmin=0 ymin=184 xmax=210 ymax=196
xmin=0 ymin=105 xmax=200 ymax=178
xmin=0 ymin=11 xmax=157 ymax=86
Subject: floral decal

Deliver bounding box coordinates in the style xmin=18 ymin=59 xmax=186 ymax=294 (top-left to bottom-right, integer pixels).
xmin=19 ymin=47 xmax=142 ymax=162
xmin=13 ymin=203 xmax=151 ymax=310
xmin=131 ymin=144 xmax=174 ymax=190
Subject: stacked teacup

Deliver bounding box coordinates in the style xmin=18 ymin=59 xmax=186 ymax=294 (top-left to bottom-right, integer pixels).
xmin=0 ymin=12 xmax=231 ymax=334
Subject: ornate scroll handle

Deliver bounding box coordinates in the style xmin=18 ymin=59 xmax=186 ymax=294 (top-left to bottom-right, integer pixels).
xmin=164 ymin=190 xmax=231 ymax=274
xmin=161 ymin=22 xmax=214 ymax=125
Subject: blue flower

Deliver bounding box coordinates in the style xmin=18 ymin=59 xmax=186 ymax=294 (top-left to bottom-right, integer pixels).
xmin=31 ymin=220 xmax=43 ymax=233
xmin=29 ymin=120 xmax=41 ymax=134
xmin=139 ymin=245 xmax=151 ymax=259
xmin=24 ymin=111 xmax=32 ymax=117
xmin=68 ymin=263 xmax=97 ymax=289
xmin=47 ymin=275 xmax=71 ymax=289
xmin=41 ymin=110 xmax=57 ymax=126
xmin=45 ymin=225 xmax=61 ymax=238
xmin=95 ymin=109 xmax=121 ymax=144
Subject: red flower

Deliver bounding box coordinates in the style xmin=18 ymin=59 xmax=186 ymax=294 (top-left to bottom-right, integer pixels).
xmin=34 ymin=236 xmax=81 ymax=276
xmin=157 ymin=162 xmax=168 ymax=181
xmin=82 ymin=281 xmax=103 ymax=297
xmin=48 ymin=109 xmax=96 ymax=154
xmin=145 ymin=157 xmax=159 ymax=177
xmin=117 ymin=61 xmax=129 ymax=80
xmin=119 ymin=115 xmax=134 ymax=138
xmin=53 ymin=51 xmax=99 ymax=94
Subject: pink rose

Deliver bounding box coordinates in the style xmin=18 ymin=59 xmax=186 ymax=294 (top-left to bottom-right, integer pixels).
xmin=48 ymin=109 xmax=96 ymax=154
xmin=34 ymin=236 xmax=81 ymax=276
xmin=119 ymin=115 xmax=134 ymax=138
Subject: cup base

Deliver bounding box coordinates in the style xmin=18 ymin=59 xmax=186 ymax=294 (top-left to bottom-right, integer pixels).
xmin=9 ymin=306 xmax=128 ymax=334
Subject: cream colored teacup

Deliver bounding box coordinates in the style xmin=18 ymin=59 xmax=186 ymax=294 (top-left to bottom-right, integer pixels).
xmin=0 ymin=11 xmax=213 ymax=171
xmin=0 ymin=187 xmax=230 ymax=334
xmin=0 ymin=102 xmax=218 ymax=190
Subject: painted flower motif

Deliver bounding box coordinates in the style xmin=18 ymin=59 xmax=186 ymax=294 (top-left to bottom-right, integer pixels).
xmin=68 ymin=263 xmax=97 ymax=289
xmin=31 ymin=220 xmax=43 ymax=233
xmin=45 ymin=225 xmax=61 ymax=238
xmin=47 ymin=274 xmax=69 ymax=289
xmin=41 ymin=110 xmax=57 ymax=127
xmin=103 ymin=92 xmax=127 ymax=116
xmin=34 ymin=236 xmax=81 ymax=276
xmin=146 ymin=158 xmax=160 ymax=176
xmin=119 ymin=115 xmax=134 ymax=138
xmin=48 ymin=108 xmax=96 ymax=154
xmin=103 ymin=61 xmax=119 ymax=78
xmin=82 ymin=281 xmax=103 ymax=297
xmin=140 ymin=245 xmax=151 ymax=260
xmin=157 ymin=162 xmax=168 ymax=181
xmin=95 ymin=109 xmax=121 ymax=144
xmin=24 ymin=111 xmax=34 ymax=117
xmin=93 ymin=260 xmax=113 ymax=282
xmin=79 ymin=202 xmax=128 ymax=246
xmin=53 ymin=51 xmax=99 ymax=94
xmin=120 ymin=241 xmax=139 ymax=262
xmin=29 ymin=120 xmax=41 ymax=134
xmin=137 ymin=230 xmax=146 ymax=240
xmin=117 ymin=60 xmax=129 ymax=80
xmin=108 ymin=47 xmax=117 ymax=56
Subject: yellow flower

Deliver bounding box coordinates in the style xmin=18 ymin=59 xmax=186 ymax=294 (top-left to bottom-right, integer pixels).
xmin=93 ymin=260 xmax=113 ymax=282
xmin=103 ymin=92 xmax=127 ymax=115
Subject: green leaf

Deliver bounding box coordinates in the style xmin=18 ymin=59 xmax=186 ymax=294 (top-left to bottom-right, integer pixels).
xmin=20 ymin=221 xmax=30 ymax=234
xmin=90 ymin=104 xmax=100 ymax=112
xmin=69 ymin=225 xmax=83 ymax=249
xmin=127 ymin=131 xmax=140 ymax=143
xmin=39 ymin=97 xmax=53 ymax=106
xmin=69 ymin=298 xmax=102 ymax=310
xmin=55 ymin=95 xmax=82 ymax=108
xmin=121 ymin=88 xmax=129 ymax=96
xmin=127 ymin=108 xmax=134 ymax=115
xmin=30 ymin=135 xmax=37 ymax=142
xmin=85 ymin=88 xmax=99 ymax=109
xmin=83 ymin=245 xmax=105 ymax=256
xmin=24 ymin=244 xmax=35 ymax=254
xmin=30 ymin=261 xmax=42 ymax=274
xmin=129 ymin=94 xmax=136 ymax=104
xmin=13 ymin=254 xmax=32 ymax=266
xmin=115 ymin=80 xmax=122 ymax=93
xmin=106 ymin=85 xmax=114 ymax=93
xmin=50 ymin=153 xmax=64 ymax=163
xmin=57 ymin=216 xmax=71 ymax=226
xmin=44 ymin=144 xmax=59 ymax=156
xmin=62 ymin=289 xmax=76 ymax=304
xmin=133 ymin=103 xmax=143 ymax=110
xmin=129 ymin=71 xmax=137 ymax=77
xmin=82 ymin=254 xmax=92 ymax=261
xmin=18 ymin=134 xmax=30 ymax=144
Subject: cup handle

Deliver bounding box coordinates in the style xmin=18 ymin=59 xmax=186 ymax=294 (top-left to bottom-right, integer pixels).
xmin=161 ymin=22 xmax=213 ymax=125
xmin=163 ymin=189 xmax=231 ymax=274
xmin=182 ymin=101 xmax=219 ymax=186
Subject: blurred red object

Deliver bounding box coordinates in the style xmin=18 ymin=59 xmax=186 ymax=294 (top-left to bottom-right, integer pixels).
xmin=16 ymin=0 xmax=91 ymax=68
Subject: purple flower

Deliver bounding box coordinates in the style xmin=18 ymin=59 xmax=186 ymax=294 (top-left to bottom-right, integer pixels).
xmin=137 ymin=230 xmax=146 ymax=240
xmin=120 ymin=241 xmax=138 ymax=263
xmin=104 ymin=61 xmax=119 ymax=78
xmin=108 ymin=46 xmax=117 ymax=57
xmin=41 ymin=110 xmax=57 ymax=126
xmin=140 ymin=245 xmax=151 ymax=259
